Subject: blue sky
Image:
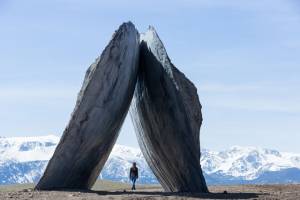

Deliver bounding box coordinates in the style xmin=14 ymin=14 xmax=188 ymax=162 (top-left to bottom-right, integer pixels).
xmin=1 ymin=0 xmax=300 ymax=152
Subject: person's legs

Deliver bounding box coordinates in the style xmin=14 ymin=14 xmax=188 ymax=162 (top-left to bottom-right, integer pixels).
xmin=134 ymin=178 xmax=136 ymax=190
xmin=131 ymin=177 xmax=134 ymax=190
xmin=131 ymin=177 xmax=136 ymax=190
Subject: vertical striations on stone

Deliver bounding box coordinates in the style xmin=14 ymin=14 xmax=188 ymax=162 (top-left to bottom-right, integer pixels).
xmin=130 ymin=27 xmax=208 ymax=193
xmin=36 ymin=22 xmax=140 ymax=190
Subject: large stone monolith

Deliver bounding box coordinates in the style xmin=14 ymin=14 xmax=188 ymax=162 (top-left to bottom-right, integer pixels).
xmin=130 ymin=27 xmax=208 ymax=192
xmin=36 ymin=22 xmax=140 ymax=190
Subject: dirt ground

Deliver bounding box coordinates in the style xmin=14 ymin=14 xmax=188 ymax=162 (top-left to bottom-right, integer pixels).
xmin=1 ymin=181 xmax=300 ymax=200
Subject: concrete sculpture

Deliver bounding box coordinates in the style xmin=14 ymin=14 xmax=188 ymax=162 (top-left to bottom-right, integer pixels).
xmin=36 ymin=22 xmax=208 ymax=193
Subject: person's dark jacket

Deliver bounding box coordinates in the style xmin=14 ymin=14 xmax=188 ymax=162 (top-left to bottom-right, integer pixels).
xmin=129 ymin=167 xmax=138 ymax=179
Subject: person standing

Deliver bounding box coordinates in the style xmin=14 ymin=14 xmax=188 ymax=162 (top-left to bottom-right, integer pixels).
xmin=129 ymin=162 xmax=138 ymax=190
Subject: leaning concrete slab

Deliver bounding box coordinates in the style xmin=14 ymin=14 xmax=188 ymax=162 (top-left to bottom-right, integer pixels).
xmin=130 ymin=27 xmax=208 ymax=192
xmin=36 ymin=22 xmax=140 ymax=190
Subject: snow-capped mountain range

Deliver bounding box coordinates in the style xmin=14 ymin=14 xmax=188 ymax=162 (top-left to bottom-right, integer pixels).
xmin=0 ymin=135 xmax=300 ymax=185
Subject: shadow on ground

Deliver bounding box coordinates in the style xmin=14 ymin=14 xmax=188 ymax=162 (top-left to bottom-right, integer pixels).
xmin=57 ymin=189 xmax=263 ymax=199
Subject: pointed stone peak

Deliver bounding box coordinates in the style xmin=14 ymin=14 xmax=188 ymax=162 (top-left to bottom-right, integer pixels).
xmin=148 ymin=25 xmax=156 ymax=31
xmin=110 ymin=22 xmax=139 ymax=42
xmin=119 ymin=21 xmax=136 ymax=30
xmin=140 ymin=25 xmax=160 ymax=45
xmin=140 ymin=26 xmax=179 ymax=89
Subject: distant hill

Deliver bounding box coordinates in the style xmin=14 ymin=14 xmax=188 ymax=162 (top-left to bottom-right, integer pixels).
xmin=0 ymin=135 xmax=300 ymax=185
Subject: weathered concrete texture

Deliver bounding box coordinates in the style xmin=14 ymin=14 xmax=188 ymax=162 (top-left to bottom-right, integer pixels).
xmin=36 ymin=22 xmax=140 ymax=190
xmin=130 ymin=27 xmax=208 ymax=192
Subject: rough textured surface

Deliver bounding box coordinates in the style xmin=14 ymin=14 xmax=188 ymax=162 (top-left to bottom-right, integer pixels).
xmin=130 ymin=27 xmax=208 ymax=192
xmin=35 ymin=22 xmax=140 ymax=190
